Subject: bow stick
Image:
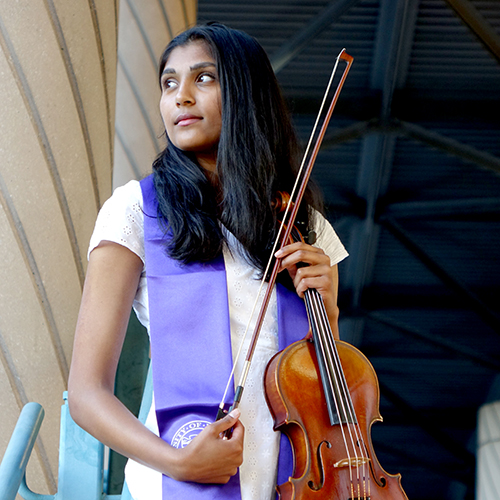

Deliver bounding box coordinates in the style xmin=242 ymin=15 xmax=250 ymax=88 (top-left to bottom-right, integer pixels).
xmin=217 ymin=48 xmax=353 ymax=425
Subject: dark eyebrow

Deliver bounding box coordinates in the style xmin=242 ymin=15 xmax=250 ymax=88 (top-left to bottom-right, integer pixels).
xmin=161 ymin=61 xmax=216 ymax=77
xmin=190 ymin=62 xmax=216 ymax=71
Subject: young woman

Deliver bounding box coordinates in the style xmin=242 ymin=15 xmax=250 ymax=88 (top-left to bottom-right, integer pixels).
xmin=68 ymin=23 xmax=348 ymax=500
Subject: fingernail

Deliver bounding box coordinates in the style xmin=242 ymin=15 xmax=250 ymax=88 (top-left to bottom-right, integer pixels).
xmin=275 ymin=249 xmax=283 ymax=257
xmin=229 ymin=408 xmax=240 ymax=419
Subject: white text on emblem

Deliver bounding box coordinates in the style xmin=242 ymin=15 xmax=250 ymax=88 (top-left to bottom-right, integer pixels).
xmin=171 ymin=420 xmax=210 ymax=449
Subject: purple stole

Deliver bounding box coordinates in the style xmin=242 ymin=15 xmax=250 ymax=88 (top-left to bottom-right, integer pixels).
xmin=140 ymin=175 xmax=309 ymax=499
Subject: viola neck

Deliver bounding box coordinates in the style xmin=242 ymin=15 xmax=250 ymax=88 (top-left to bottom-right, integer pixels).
xmin=303 ymin=288 xmax=357 ymax=427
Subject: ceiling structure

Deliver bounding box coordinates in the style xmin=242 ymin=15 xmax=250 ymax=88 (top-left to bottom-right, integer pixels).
xmin=196 ymin=1 xmax=500 ymax=499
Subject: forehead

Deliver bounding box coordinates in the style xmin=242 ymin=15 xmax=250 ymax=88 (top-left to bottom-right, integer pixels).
xmin=165 ymin=40 xmax=215 ymax=68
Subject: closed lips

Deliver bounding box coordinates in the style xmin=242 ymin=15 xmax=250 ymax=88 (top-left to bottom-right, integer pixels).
xmin=175 ymin=114 xmax=202 ymax=125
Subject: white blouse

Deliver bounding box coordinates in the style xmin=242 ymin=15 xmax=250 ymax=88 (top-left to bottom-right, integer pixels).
xmin=88 ymin=180 xmax=348 ymax=500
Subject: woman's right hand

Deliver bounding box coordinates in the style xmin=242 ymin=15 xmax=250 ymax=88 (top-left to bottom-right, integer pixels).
xmin=172 ymin=409 xmax=245 ymax=483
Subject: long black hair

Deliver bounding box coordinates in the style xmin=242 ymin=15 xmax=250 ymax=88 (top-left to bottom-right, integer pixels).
xmin=152 ymin=22 xmax=322 ymax=271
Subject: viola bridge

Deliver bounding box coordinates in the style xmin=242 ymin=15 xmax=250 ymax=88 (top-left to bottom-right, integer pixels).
xmin=333 ymin=457 xmax=370 ymax=468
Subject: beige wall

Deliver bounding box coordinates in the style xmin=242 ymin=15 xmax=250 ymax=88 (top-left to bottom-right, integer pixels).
xmin=114 ymin=0 xmax=197 ymax=188
xmin=0 ymin=0 xmax=195 ymax=495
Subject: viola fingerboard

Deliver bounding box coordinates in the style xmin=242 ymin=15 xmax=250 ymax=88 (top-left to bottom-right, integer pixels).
xmin=304 ymin=288 xmax=357 ymax=427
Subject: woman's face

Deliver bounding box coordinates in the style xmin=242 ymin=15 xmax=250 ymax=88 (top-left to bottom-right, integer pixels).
xmin=160 ymin=41 xmax=222 ymax=172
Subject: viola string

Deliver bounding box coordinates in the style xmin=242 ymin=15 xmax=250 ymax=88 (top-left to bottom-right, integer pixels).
xmin=307 ymin=288 xmax=371 ymax=495
xmin=314 ymin=291 xmax=370 ymax=493
xmin=324 ymin=332 xmax=370 ymax=494
xmin=305 ymin=289 xmax=357 ymax=489
xmin=306 ymin=291 xmax=357 ymax=487
xmin=315 ymin=293 xmax=368 ymax=498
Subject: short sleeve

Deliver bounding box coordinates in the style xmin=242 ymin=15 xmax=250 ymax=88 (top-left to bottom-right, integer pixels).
xmin=88 ymin=180 xmax=145 ymax=263
xmin=313 ymin=212 xmax=349 ymax=266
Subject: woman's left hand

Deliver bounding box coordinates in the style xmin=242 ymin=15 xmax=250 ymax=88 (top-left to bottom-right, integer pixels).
xmin=275 ymin=242 xmax=340 ymax=339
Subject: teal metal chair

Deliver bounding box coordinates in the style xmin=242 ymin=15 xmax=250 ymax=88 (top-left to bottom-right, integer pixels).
xmin=0 ymin=366 xmax=152 ymax=500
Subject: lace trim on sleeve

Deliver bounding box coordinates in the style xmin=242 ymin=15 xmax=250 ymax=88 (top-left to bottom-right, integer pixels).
xmin=88 ymin=180 xmax=145 ymax=263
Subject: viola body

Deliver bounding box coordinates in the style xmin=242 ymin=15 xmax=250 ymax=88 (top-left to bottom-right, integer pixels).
xmin=264 ymin=338 xmax=408 ymax=500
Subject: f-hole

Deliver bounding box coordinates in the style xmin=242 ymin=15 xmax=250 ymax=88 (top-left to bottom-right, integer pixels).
xmin=307 ymin=440 xmax=331 ymax=491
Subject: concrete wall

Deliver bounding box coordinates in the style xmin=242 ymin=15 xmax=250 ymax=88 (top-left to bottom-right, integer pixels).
xmin=0 ymin=0 xmax=195 ymax=494
xmin=114 ymin=0 xmax=197 ymax=188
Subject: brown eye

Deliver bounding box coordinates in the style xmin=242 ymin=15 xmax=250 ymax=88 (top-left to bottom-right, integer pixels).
xmin=162 ymin=78 xmax=177 ymax=90
xmin=198 ymin=73 xmax=216 ymax=83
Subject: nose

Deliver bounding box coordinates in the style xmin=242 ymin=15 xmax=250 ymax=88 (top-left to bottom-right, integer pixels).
xmin=175 ymin=81 xmax=194 ymax=106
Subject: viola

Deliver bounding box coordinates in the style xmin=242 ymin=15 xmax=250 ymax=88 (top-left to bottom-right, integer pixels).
xmin=264 ymin=276 xmax=408 ymax=499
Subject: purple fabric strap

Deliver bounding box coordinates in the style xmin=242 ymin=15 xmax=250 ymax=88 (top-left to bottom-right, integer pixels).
xmin=140 ymin=175 xmax=309 ymax=498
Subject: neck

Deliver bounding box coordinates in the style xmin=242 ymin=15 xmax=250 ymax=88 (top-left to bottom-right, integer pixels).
xmin=197 ymin=152 xmax=221 ymax=202
xmin=196 ymin=150 xmax=217 ymax=173
xmin=204 ymin=169 xmax=222 ymax=208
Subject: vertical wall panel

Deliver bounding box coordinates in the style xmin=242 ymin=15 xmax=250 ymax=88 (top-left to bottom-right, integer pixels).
xmin=0 ymin=0 xmax=118 ymax=493
xmin=0 ymin=0 xmax=196 ymax=494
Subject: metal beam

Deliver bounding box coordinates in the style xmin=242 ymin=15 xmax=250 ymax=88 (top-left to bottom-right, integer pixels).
xmin=382 ymin=217 xmax=500 ymax=333
xmin=378 ymin=380 xmax=476 ymax=471
xmin=370 ymin=0 xmax=420 ymax=118
xmin=270 ymin=0 xmax=359 ymax=74
xmin=340 ymin=0 xmax=418 ymax=344
xmin=343 ymin=134 xmax=396 ymax=297
xmin=367 ymin=310 xmax=500 ymax=372
xmin=445 ymin=0 xmax=500 ymax=64
xmin=399 ymin=120 xmax=500 ymax=175
xmin=321 ymin=118 xmax=500 ymax=176
xmin=392 ymin=90 xmax=500 ymax=122
xmin=383 ymin=197 xmax=500 ymax=219
xmin=291 ymin=93 xmax=500 ymax=122
xmin=373 ymin=440 xmax=474 ymax=485
xmin=320 ymin=120 xmax=371 ymax=149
